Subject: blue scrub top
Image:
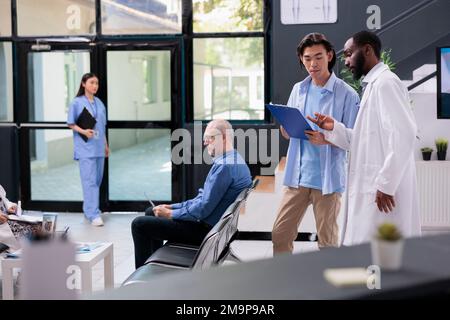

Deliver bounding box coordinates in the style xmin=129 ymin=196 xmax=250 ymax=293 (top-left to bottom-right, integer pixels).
xmin=67 ymin=95 xmax=107 ymax=160
xmin=299 ymin=82 xmax=323 ymax=190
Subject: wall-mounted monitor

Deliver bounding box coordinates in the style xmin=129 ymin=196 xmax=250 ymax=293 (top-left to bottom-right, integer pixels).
xmin=437 ymin=47 xmax=450 ymax=119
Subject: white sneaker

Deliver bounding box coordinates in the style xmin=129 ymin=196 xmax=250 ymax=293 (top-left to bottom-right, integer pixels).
xmin=91 ymin=217 xmax=104 ymax=227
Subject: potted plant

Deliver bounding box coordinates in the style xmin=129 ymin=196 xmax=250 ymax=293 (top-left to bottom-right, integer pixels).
xmin=435 ymin=138 xmax=448 ymax=161
xmin=420 ymin=147 xmax=433 ymax=161
xmin=371 ymin=223 xmax=404 ymax=271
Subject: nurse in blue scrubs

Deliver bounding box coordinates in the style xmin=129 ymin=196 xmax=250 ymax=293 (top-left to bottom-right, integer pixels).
xmin=67 ymin=73 xmax=109 ymax=227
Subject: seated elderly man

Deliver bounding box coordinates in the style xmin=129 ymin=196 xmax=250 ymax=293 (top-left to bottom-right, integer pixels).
xmin=131 ymin=119 xmax=252 ymax=269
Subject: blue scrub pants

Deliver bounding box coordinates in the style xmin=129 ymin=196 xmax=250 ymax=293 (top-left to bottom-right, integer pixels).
xmin=78 ymin=157 xmax=104 ymax=221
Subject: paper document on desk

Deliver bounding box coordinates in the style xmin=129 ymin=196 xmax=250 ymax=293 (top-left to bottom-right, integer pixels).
xmin=76 ymin=242 xmax=103 ymax=254
xmin=6 ymin=248 xmax=22 ymax=258
xmin=7 ymin=214 xmax=42 ymax=224
xmin=324 ymin=268 xmax=369 ymax=287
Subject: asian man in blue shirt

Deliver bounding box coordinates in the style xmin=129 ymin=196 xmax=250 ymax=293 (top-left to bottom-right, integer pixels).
xmin=272 ymin=33 xmax=359 ymax=254
xmin=131 ymin=119 xmax=252 ymax=269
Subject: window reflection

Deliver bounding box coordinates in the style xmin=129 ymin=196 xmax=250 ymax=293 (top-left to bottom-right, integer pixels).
xmin=194 ymin=38 xmax=264 ymax=120
xmin=102 ymin=0 xmax=182 ymax=35
xmin=30 ymin=129 xmax=83 ymax=201
xmin=193 ymin=0 xmax=263 ymax=33
xmin=107 ymin=50 xmax=171 ymax=121
xmin=108 ymin=129 xmax=172 ymax=201
xmin=17 ymin=0 xmax=95 ymax=36
xmin=28 ymin=51 xmax=90 ymax=122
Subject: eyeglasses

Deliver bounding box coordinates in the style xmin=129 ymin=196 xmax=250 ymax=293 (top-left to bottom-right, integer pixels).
xmin=203 ymin=134 xmax=221 ymax=143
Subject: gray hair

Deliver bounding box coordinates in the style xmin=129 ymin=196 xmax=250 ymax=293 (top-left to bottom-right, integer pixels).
xmin=207 ymin=119 xmax=234 ymax=141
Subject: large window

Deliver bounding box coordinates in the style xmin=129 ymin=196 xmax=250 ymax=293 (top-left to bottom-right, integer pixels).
xmin=192 ymin=0 xmax=265 ymax=120
xmin=16 ymin=0 xmax=95 ymax=36
xmin=11 ymin=0 xmax=266 ymax=211
xmin=0 ymin=0 xmax=11 ymax=36
xmin=0 ymin=42 xmax=13 ymax=122
xmin=193 ymin=37 xmax=264 ymax=120
xmin=193 ymin=0 xmax=263 ymax=33
xmin=101 ymin=0 xmax=182 ymax=35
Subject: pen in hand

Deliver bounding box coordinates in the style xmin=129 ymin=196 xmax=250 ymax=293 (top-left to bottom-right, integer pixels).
xmin=144 ymin=192 xmax=155 ymax=208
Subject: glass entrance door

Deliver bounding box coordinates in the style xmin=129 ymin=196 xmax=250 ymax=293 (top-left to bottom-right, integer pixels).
xmin=17 ymin=42 xmax=93 ymax=211
xmin=18 ymin=40 xmax=182 ymax=212
xmin=103 ymin=43 xmax=182 ymax=210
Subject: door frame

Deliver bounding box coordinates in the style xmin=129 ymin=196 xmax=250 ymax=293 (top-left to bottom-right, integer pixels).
xmin=17 ymin=38 xmax=183 ymax=212
xmin=98 ymin=39 xmax=183 ymax=211
xmin=17 ymin=40 xmax=98 ymax=212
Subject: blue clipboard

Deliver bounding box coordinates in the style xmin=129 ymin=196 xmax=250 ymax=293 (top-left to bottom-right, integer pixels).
xmin=266 ymin=103 xmax=313 ymax=140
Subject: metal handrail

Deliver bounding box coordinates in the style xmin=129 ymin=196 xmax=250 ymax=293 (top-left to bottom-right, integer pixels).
xmin=407 ymin=71 xmax=436 ymax=91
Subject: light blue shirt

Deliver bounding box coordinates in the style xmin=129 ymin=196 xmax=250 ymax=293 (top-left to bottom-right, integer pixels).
xmin=171 ymin=150 xmax=252 ymax=226
xmin=299 ymin=82 xmax=323 ymax=190
xmin=283 ymin=73 xmax=360 ymax=194
xmin=67 ymin=96 xmax=107 ymax=160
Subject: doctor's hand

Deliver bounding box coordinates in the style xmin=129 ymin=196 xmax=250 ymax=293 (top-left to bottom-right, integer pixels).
xmin=280 ymin=126 xmax=290 ymax=140
xmin=83 ymin=129 xmax=95 ymax=139
xmin=153 ymin=205 xmax=173 ymax=219
xmin=105 ymin=144 xmax=110 ymax=158
xmin=305 ymin=130 xmax=328 ymax=145
xmin=375 ymin=190 xmax=396 ymax=213
xmin=0 ymin=213 xmax=7 ymax=224
xmin=307 ymin=113 xmax=334 ymax=131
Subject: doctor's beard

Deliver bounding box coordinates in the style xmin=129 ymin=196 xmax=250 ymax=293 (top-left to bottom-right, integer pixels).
xmin=352 ymin=51 xmax=366 ymax=80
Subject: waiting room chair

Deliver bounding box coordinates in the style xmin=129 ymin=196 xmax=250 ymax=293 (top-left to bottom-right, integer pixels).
xmin=122 ymin=179 xmax=259 ymax=286
xmin=122 ymin=214 xmax=233 ymax=286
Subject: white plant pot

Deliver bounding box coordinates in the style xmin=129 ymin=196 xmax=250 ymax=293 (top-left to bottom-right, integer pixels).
xmin=371 ymin=238 xmax=404 ymax=271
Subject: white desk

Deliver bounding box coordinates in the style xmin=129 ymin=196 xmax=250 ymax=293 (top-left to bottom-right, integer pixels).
xmin=1 ymin=242 xmax=114 ymax=300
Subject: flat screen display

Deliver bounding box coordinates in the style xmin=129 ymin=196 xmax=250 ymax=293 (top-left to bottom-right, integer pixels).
xmin=438 ymin=47 xmax=450 ymax=118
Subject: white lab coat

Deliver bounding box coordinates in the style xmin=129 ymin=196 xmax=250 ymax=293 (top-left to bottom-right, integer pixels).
xmin=324 ymin=63 xmax=421 ymax=245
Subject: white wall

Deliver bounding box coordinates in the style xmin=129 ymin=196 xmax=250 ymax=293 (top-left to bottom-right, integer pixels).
xmin=412 ymin=92 xmax=450 ymax=160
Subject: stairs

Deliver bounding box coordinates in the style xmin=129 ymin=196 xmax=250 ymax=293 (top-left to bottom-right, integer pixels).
xmin=402 ymin=64 xmax=436 ymax=93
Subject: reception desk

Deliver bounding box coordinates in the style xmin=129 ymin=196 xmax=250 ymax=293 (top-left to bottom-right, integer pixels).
xmin=91 ymin=234 xmax=450 ymax=300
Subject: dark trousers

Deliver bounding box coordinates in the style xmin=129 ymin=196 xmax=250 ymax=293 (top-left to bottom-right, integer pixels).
xmin=131 ymin=208 xmax=211 ymax=269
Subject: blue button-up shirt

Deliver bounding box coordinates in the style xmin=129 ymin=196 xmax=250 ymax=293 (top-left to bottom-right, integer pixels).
xmin=283 ymin=73 xmax=360 ymax=194
xmin=67 ymin=95 xmax=107 ymax=160
xmin=171 ymin=149 xmax=252 ymax=226
xmin=299 ymin=82 xmax=323 ymax=190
